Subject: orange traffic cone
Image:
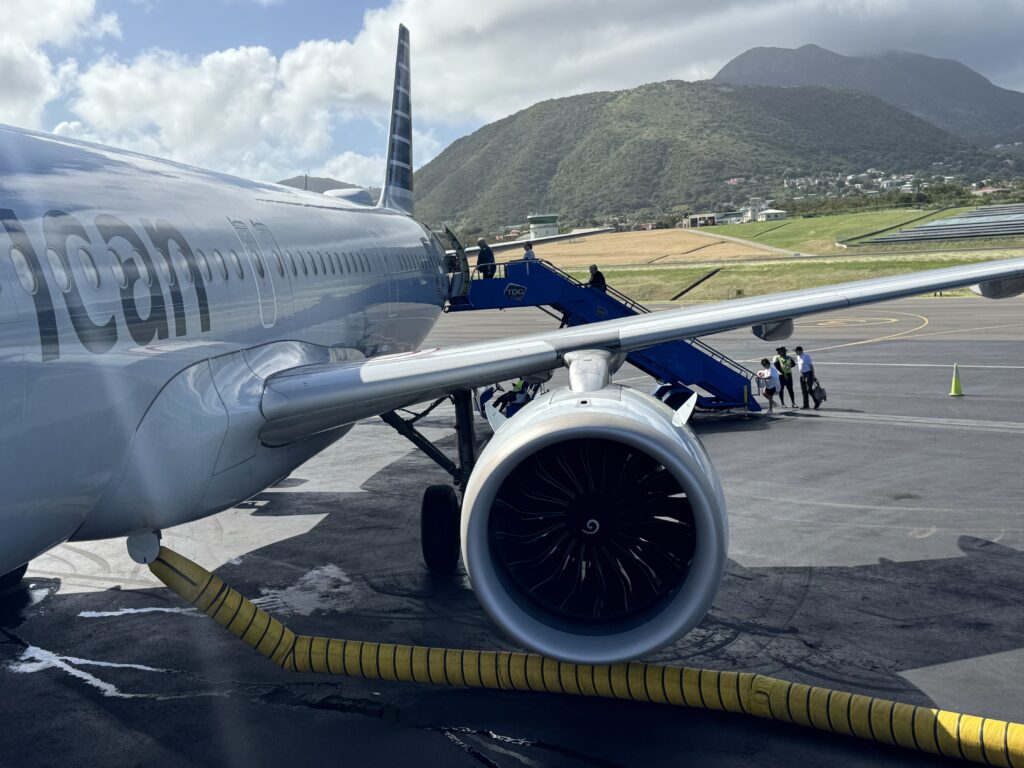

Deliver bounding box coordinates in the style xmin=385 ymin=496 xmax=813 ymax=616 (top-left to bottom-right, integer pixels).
xmin=949 ymin=364 xmax=963 ymax=397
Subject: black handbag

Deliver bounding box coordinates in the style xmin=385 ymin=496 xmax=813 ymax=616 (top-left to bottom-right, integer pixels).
xmin=812 ymin=378 xmax=827 ymax=402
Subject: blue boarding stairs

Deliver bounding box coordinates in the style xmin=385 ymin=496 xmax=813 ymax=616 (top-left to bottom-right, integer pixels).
xmin=446 ymin=258 xmax=760 ymax=412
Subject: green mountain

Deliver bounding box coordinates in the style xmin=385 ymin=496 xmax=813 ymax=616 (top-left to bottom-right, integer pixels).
xmin=713 ymin=45 xmax=1024 ymax=145
xmin=413 ymin=80 xmax=995 ymax=230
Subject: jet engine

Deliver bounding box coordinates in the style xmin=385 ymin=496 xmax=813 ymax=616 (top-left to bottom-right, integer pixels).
xmin=751 ymin=319 xmax=794 ymax=341
xmin=971 ymin=277 xmax=1024 ymax=300
xmin=461 ymin=380 xmax=728 ymax=664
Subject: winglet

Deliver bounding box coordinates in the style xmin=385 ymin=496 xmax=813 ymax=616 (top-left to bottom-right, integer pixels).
xmin=377 ymin=24 xmax=414 ymax=215
xmin=672 ymin=393 xmax=698 ymax=427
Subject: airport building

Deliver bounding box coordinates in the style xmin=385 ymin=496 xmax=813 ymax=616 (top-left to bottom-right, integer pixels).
xmin=528 ymin=213 xmax=559 ymax=239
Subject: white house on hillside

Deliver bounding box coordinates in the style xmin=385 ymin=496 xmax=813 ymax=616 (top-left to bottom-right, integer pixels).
xmin=756 ymin=209 xmax=787 ymax=222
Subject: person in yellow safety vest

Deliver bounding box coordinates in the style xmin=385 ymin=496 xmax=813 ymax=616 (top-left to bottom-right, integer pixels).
xmin=492 ymin=378 xmax=527 ymax=413
xmin=772 ymin=346 xmax=797 ymax=408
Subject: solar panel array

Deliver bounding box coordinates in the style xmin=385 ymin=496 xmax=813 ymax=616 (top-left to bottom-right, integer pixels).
xmin=868 ymin=204 xmax=1024 ymax=243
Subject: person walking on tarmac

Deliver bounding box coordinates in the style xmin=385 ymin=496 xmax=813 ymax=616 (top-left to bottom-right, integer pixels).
xmin=772 ymin=346 xmax=796 ymax=408
xmin=476 ymin=238 xmax=496 ymax=279
xmin=756 ymin=358 xmax=781 ymax=414
xmin=586 ymin=264 xmax=607 ymax=291
xmin=794 ymin=345 xmax=822 ymax=409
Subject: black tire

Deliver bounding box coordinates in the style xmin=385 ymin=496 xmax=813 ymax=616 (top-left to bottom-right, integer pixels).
xmin=0 ymin=563 xmax=28 ymax=592
xmin=421 ymin=485 xmax=461 ymax=574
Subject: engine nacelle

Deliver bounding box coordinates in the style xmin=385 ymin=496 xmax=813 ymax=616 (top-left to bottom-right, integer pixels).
xmin=461 ymin=385 xmax=728 ymax=664
xmin=971 ymin=277 xmax=1024 ymax=300
xmin=751 ymin=319 xmax=794 ymax=341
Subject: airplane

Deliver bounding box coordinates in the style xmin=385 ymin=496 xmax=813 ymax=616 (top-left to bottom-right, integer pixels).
xmin=1 ymin=25 xmax=1022 ymax=665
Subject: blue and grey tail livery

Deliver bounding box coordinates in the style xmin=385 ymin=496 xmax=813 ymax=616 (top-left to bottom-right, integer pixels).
xmin=378 ymin=24 xmax=413 ymax=216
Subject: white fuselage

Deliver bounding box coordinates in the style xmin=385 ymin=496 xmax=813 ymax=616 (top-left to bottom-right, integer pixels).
xmin=0 ymin=124 xmax=448 ymax=574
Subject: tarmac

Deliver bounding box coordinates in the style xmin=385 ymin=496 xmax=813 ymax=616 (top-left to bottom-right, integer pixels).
xmin=1 ymin=295 xmax=1022 ymax=767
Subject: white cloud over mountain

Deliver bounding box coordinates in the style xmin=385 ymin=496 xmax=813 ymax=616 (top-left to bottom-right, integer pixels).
xmin=6 ymin=0 xmax=1024 ymax=185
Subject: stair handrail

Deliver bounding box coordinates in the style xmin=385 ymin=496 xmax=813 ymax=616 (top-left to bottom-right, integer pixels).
xmin=533 ymin=259 xmax=652 ymax=315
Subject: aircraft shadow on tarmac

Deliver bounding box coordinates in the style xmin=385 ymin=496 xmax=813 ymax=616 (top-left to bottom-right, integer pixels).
xmin=3 ymin=433 xmax=1020 ymax=711
xmin=3 ymin=427 xmax=1021 ymax=767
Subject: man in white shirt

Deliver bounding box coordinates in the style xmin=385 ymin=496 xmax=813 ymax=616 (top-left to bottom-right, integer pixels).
xmin=522 ymin=242 xmax=537 ymax=260
xmin=795 ymin=346 xmax=821 ymax=409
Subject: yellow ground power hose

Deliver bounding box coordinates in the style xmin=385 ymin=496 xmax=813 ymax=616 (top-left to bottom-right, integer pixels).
xmin=151 ymin=547 xmax=1024 ymax=766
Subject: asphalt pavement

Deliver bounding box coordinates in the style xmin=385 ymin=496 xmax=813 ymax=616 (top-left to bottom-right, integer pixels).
xmin=2 ymin=295 xmax=1021 ymax=767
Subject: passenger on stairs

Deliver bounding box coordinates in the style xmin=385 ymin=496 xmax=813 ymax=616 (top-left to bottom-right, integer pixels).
xmin=476 ymin=238 xmax=496 ymax=279
xmin=586 ymin=264 xmax=607 ymax=292
xmin=523 ymin=242 xmax=537 ymax=260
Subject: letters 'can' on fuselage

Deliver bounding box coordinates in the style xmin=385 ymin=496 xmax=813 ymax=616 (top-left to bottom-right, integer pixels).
xmin=0 ymin=118 xmax=448 ymax=574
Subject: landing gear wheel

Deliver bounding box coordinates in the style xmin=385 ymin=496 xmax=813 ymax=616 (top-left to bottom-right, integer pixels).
xmin=0 ymin=563 xmax=28 ymax=592
xmin=421 ymin=485 xmax=461 ymax=574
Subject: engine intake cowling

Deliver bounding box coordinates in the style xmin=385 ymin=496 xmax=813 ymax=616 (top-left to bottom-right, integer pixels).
xmin=461 ymin=386 xmax=728 ymax=664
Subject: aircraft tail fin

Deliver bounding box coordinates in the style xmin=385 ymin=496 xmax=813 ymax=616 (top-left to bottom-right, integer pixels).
xmin=377 ymin=24 xmax=414 ymax=216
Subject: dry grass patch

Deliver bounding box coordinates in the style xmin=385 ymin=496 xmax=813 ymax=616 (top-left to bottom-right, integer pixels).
xmin=524 ymin=229 xmax=774 ymax=269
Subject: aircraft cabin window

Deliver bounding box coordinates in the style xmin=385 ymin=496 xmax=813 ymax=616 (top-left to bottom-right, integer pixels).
xmin=172 ymin=247 xmax=194 ymax=284
xmin=78 ymin=248 xmax=101 ymax=289
xmin=332 ymin=252 xmax=342 ymax=273
xmin=154 ymin=249 xmax=174 ymax=285
xmin=10 ymin=246 xmax=38 ymax=295
xmin=308 ymin=250 xmax=318 ymax=276
xmin=285 ymin=251 xmax=297 ymax=276
xmin=132 ymin=249 xmax=152 ymax=286
xmin=46 ymin=248 xmax=72 ymax=293
xmin=107 ymin=249 xmax=128 ymax=289
xmin=343 ymin=253 xmax=352 ymax=273
xmin=196 ymin=250 xmax=212 ymax=282
xmin=320 ymin=251 xmax=333 ymax=275
xmin=212 ymin=249 xmax=228 ymax=280
xmin=298 ymin=251 xmax=308 ymax=276
xmin=361 ymin=253 xmax=369 ymax=272
xmin=272 ymin=251 xmax=284 ymax=277
xmin=253 ymin=252 xmax=266 ymax=279
xmin=229 ymin=250 xmax=244 ymax=279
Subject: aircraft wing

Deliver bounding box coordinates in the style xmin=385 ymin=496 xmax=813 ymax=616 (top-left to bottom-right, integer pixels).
xmin=260 ymin=257 xmax=1024 ymax=445
xmin=459 ymin=227 xmax=616 ymax=256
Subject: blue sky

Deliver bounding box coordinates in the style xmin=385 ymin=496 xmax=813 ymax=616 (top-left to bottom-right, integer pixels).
xmin=5 ymin=0 xmax=1024 ymax=187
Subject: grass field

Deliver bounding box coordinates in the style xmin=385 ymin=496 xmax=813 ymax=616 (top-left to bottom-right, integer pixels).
xmin=566 ymin=250 xmax=1021 ymax=302
xmin=497 ymin=225 xmax=1021 ymax=302
xmin=709 ymin=208 xmax=949 ymax=254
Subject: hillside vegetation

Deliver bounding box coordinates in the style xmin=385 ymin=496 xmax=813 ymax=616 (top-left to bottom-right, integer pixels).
xmin=414 ymin=81 xmax=992 ymax=231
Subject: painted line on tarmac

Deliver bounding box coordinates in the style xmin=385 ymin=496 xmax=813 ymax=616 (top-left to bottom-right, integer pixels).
xmin=809 ymin=311 xmax=929 ymax=353
xmin=894 ymin=323 xmax=1021 ymax=340
xmin=793 ymin=410 xmax=1024 ymax=433
xmin=816 ymin=362 xmax=1024 ymax=369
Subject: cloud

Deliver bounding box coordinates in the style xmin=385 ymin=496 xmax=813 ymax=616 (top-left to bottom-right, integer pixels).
xmin=22 ymin=0 xmax=1024 ymax=183
xmin=0 ymin=0 xmax=118 ymax=130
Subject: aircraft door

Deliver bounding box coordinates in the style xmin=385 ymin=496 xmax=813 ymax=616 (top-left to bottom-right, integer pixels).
xmin=230 ymin=219 xmax=277 ymax=327
xmin=250 ymin=220 xmax=293 ymax=320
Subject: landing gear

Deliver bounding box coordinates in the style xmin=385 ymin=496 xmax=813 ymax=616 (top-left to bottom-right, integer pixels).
xmin=421 ymin=485 xmax=461 ymax=574
xmin=0 ymin=563 xmax=28 ymax=592
xmin=382 ymin=389 xmax=478 ymax=575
